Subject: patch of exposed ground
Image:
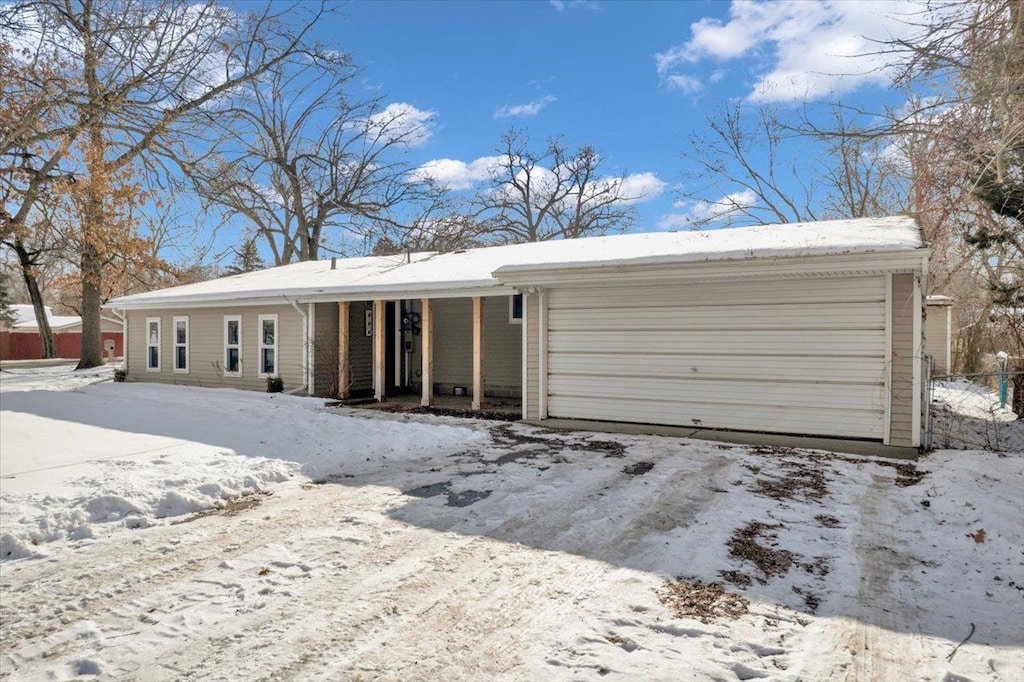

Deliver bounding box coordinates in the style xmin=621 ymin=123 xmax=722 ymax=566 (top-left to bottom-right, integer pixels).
xmin=815 ymin=514 xmax=841 ymax=528
xmin=174 ymin=492 xmax=268 ymax=524
xmin=726 ymin=521 xmax=798 ymax=584
xmin=623 ymin=461 xmax=654 ymax=476
xmin=370 ymin=403 xmax=521 ymax=422
xmin=488 ymin=424 xmax=628 ymax=462
xmin=658 ymin=578 xmax=750 ymax=624
xmin=746 ymin=445 xmax=926 ymax=489
xmin=402 ymin=480 xmax=491 ymax=507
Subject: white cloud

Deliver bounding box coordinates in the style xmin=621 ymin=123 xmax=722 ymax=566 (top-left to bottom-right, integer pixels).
xmin=656 ymin=1 xmax=931 ymax=102
xmin=658 ymin=189 xmax=758 ymax=229
xmin=410 ymin=156 xmax=504 ymax=191
xmin=494 ymin=96 xmax=557 ymax=119
xmin=550 ymin=0 xmax=601 ymax=12
xmin=665 ymin=75 xmax=703 ymax=94
xmin=366 ymin=102 xmax=436 ymax=148
xmin=412 ymin=156 xmax=665 ymax=208
xmin=617 ymin=172 xmax=667 ymax=203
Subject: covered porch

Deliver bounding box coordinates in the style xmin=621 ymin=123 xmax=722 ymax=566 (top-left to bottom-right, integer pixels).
xmin=315 ymin=291 xmax=523 ymax=414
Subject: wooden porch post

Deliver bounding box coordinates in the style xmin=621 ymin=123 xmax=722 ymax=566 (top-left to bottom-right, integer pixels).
xmin=373 ymin=299 xmax=386 ymax=402
xmin=421 ymin=298 xmax=433 ymax=407
xmin=472 ymin=296 xmax=484 ymax=411
xmin=337 ymin=301 xmax=350 ymax=399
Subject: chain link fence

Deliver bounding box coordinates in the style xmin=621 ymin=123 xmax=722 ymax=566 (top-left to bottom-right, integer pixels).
xmin=927 ymin=370 xmax=1024 ymax=452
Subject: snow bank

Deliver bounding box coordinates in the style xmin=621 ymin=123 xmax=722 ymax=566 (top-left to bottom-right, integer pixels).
xmin=0 ymin=369 xmax=482 ymax=560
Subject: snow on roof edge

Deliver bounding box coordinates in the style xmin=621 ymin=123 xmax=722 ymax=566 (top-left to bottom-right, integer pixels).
xmin=106 ymin=216 xmax=925 ymax=309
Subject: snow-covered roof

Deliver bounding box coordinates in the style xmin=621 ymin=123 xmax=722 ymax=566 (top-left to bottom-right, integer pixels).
xmin=106 ymin=216 xmax=925 ymax=309
xmin=5 ymin=304 xmax=82 ymax=331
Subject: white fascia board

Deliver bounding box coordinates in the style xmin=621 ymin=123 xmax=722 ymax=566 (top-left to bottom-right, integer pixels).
xmin=493 ymin=249 xmax=930 ymax=287
xmin=104 ymin=284 xmax=513 ymax=310
xmin=298 ymin=284 xmax=513 ymax=304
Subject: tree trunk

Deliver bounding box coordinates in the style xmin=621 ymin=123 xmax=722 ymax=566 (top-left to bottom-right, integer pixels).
xmin=76 ymin=238 xmax=104 ymax=369
xmin=12 ymin=240 xmax=57 ymax=358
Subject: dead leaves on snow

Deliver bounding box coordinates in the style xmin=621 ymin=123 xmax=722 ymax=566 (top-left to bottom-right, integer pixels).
xmin=658 ymin=578 xmax=750 ymax=624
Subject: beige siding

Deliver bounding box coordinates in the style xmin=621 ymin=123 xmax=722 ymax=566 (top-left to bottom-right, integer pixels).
xmin=484 ymin=296 xmax=522 ymax=396
xmin=313 ymin=303 xmax=339 ymax=397
xmin=431 ymin=296 xmax=522 ymax=397
xmin=126 ymin=305 xmax=305 ymax=393
xmin=348 ymin=302 xmax=374 ymax=393
xmin=545 ymin=276 xmax=888 ymax=440
xmin=925 ymin=302 xmax=951 ymax=376
xmin=525 ymin=292 xmax=540 ymax=419
xmin=889 ymin=274 xmax=916 ymax=446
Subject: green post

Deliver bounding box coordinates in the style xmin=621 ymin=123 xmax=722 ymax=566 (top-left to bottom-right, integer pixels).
xmin=996 ymin=351 xmax=1009 ymax=409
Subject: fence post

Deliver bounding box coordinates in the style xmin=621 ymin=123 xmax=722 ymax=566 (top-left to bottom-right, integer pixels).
xmin=996 ymin=351 xmax=1009 ymax=408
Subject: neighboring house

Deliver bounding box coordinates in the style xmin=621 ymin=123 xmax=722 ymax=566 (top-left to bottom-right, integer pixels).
xmin=925 ymin=295 xmax=953 ymax=377
xmin=106 ymin=216 xmax=930 ymax=448
xmin=0 ymin=305 xmax=125 ymax=361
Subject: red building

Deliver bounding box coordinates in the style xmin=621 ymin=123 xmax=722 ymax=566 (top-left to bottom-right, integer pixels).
xmin=1 ymin=305 xmax=124 ymax=361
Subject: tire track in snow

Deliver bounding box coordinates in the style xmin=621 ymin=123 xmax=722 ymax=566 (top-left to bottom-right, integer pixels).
xmin=0 ymin=481 xmax=398 ymax=668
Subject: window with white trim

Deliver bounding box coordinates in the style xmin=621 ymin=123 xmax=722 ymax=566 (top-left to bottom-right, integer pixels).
xmin=173 ymin=316 xmax=189 ymax=373
xmin=509 ymin=293 xmax=524 ymax=324
xmin=224 ymin=315 xmax=241 ymax=376
xmin=258 ymin=314 xmax=278 ymax=377
xmin=146 ymin=317 xmax=161 ymax=371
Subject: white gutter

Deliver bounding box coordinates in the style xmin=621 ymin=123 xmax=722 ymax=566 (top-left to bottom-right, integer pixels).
xmin=119 ymin=309 xmax=127 ymax=369
xmin=284 ymin=297 xmax=309 ymax=396
xmin=538 ymin=289 xmax=547 ymax=420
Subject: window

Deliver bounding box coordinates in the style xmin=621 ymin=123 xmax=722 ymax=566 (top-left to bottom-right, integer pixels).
xmin=172 ymin=316 xmax=189 ymax=373
xmin=258 ymin=314 xmax=278 ymax=377
xmin=510 ymin=293 xmax=524 ymax=324
xmin=224 ymin=315 xmax=241 ymax=376
xmin=146 ymin=318 xmax=161 ymax=371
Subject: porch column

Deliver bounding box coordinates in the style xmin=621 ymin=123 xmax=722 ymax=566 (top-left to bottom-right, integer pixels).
xmin=373 ymin=299 xmax=386 ymax=402
xmin=421 ymin=298 xmax=433 ymax=407
xmin=337 ymin=301 xmax=350 ymax=399
xmin=472 ymin=296 xmax=484 ymax=411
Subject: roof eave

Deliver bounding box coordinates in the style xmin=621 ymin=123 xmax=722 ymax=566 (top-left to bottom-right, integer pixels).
xmin=494 ymin=248 xmax=930 ymax=287
xmin=104 ymin=280 xmax=513 ymax=310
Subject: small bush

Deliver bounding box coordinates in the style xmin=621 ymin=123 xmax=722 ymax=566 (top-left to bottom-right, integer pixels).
xmin=113 ymin=368 xmax=127 ymax=383
xmin=266 ymin=376 xmax=284 ymax=393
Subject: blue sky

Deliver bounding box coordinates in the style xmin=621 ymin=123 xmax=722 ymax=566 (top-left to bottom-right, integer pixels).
xmin=309 ymin=0 xmax=920 ymax=235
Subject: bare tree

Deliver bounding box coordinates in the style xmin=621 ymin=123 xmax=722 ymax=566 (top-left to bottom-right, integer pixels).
xmin=676 ymin=104 xmax=821 ymax=229
xmin=369 ymin=190 xmax=489 ymax=254
xmin=1 ymin=0 xmax=328 ymax=368
xmin=0 ymin=37 xmax=79 ymax=355
xmin=189 ymin=54 xmax=440 ymax=265
xmin=475 ymin=128 xmax=638 ymax=243
xmin=879 ymin=0 xmax=1022 ymax=375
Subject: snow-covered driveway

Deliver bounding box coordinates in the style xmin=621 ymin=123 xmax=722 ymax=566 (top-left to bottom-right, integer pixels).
xmin=1 ymin=367 xmax=1021 ymax=681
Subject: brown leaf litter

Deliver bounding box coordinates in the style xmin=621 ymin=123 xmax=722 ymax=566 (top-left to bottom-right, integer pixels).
xmin=658 ymin=578 xmax=750 ymax=624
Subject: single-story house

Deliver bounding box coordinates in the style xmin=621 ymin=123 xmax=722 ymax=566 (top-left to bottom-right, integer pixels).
xmin=1 ymin=304 xmax=124 ymax=361
xmin=105 ymin=216 xmax=930 ymax=448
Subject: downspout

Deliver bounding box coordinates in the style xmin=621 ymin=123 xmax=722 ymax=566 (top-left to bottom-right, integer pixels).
xmin=118 ymin=308 xmax=127 ymax=369
xmin=284 ymin=297 xmax=309 ymax=396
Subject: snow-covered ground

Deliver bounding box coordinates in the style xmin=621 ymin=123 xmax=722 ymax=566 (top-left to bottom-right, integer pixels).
xmin=1 ymin=366 xmax=1021 ymax=681
xmin=931 ymin=379 xmax=1023 ymax=452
